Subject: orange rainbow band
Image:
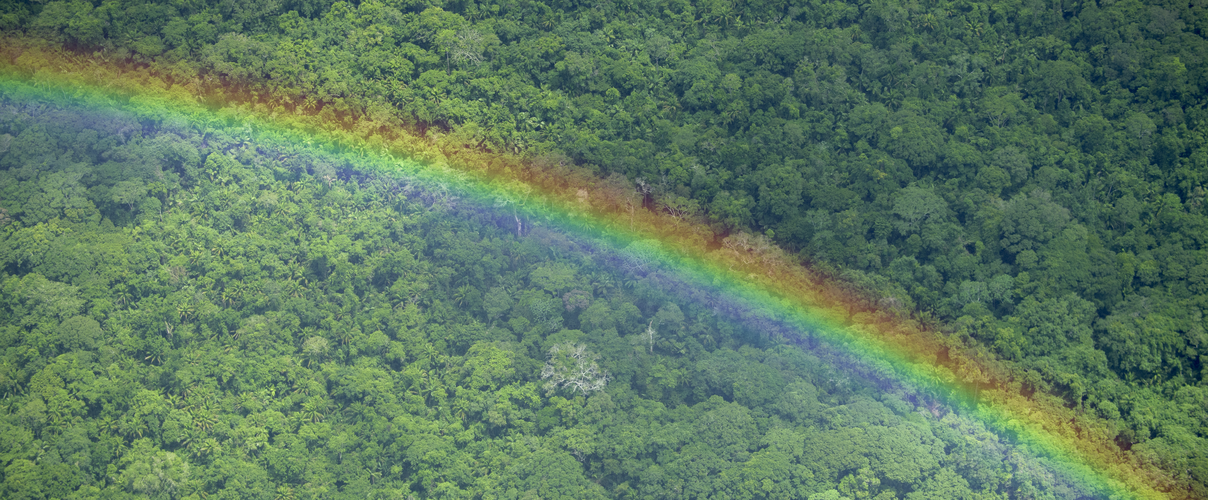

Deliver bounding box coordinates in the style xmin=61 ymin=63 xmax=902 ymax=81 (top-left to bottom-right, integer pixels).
xmin=0 ymin=38 xmax=1179 ymax=499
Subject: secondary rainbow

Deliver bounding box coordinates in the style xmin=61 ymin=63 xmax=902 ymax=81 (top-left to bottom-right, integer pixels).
xmin=0 ymin=41 xmax=1174 ymax=499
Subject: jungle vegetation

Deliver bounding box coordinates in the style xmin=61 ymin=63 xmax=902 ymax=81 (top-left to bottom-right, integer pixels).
xmin=0 ymin=96 xmax=1111 ymax=499
xmin=1 ymin=0 xmax=1208 ymax=497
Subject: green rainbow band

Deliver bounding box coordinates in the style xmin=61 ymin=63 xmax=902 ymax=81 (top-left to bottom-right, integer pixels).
xmin=0 ymin=56 xmax=1161 ymax=498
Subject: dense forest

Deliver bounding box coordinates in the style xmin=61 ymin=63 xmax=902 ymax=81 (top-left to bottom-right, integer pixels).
xmin=1 ymin=0 xmax=1207 ymax=496
xmin=0 ymin=94 xmax=1114 ymax=499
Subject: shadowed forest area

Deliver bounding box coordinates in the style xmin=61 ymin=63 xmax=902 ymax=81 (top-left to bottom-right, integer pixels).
xmin=1 ymin=0 xmax=1207 ymax=497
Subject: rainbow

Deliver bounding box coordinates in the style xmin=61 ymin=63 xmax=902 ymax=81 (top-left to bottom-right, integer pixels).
xmin=0 ymin=38 xmax=1179 ymax=499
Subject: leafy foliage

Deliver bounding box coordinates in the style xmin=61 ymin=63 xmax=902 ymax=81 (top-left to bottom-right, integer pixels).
xmin=0 ymin=95 xmax=1109 ymax=499
xmin=4 ymin=0 xmax=1208 ymax=494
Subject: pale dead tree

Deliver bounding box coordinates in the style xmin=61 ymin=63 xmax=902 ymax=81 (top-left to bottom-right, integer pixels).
xmin=748 ymin=233 xmax=781 ymax=266
xmin=645 ymin=319 xmax=656 ymax=353
xmin=440 ymin=28 xmax=487 ymax=71
xmin=541 ymin=343 xmax=609 ymax=395
xmin=494 ymin=195 xmax=522 ymax=236
xmin=428 ymin=181 xmax=459 ymax=211
xmin=723 ymin=231 xmax=756 ymax=265
xmin=494 ymin=182 xmax=531 ymax=237
xmin=660 ymin=195 xmax=699 ymax=227
xmin=625 ymin=187 xmax=641 ymax=230
xmin=720 ymin=230 xmax=780 ymax=270
xmin=622 ymin=239 xmax=662 ymax=274
xmin=635 ymin=177 xmax=652 ymax=200
xmin=454 ymin=29 xmax=487 ymax=65
xmin=302 ymin=336 xmax=329 ymax=367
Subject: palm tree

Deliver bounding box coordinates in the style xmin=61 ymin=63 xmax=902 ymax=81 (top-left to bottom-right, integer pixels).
xmin=454 ymin=284 xmax=474 ymax=306
xmin=192 ymin=409 xmax=218 ymax=432
xmin=301 ymin=397 xmax=327 ymax=423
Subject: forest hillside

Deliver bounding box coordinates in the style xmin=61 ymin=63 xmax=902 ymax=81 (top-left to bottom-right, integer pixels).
xmin=0 ymin=90 xmax=1121 ymax=499
xmin=1 ymin=0 xmax=1207 ymax=497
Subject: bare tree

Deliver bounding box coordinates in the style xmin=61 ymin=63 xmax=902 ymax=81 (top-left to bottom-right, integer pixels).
xmin=645 ymin=319 xmax=656 ymax=353
xmin=622 ymin=239 xmax=663 ymax=274
xmin=439 ymin=28 xmax=487 ymax=72
xmin=541 ymin=343 xmax=609 ymax=395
